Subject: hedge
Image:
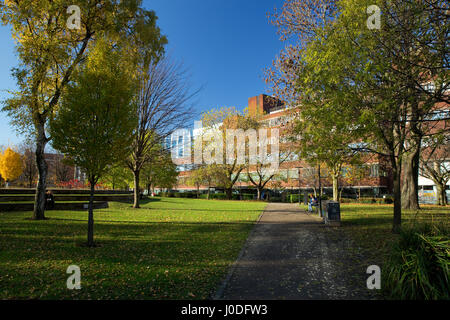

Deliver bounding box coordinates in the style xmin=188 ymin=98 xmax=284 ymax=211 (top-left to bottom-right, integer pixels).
xmin=289 ymin=194 xmax=301 ymax=203
xmin=340 ymin=197 xmax=394 ymax=204
xmin=209 ymin=193 xmax=227 ymax=200
xmin=242 ymin=193 xmax=255 ymax=201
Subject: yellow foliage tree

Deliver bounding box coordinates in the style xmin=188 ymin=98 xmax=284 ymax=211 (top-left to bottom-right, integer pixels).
xmin=0 ymin=147 xmax=23 ymax=183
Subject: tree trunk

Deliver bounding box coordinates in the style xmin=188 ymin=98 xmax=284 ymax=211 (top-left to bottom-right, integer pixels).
xmin=257 ymin=188 xmax=261 ymax=201
xmin=207 ymin=186 xmax=210 ymax=200
xmin=225 ymin=188 xmax=232 ymax=200
xmin=332 ymin=175 xmax=339 ymax=202
xmin=33 ymin=125 xmax=48 ymax=220
xmin=401 ymin=146 xmax=420 ymax=210
xmin=133 ymin=170 xmax=140 ymax=208
xmin=392 ymin=166 xmax=402 ymax=234
xmin=338 ymin=187 xmax=344 ymax=202
xmin=436 ymin=182 xmax=447 ymax=206
xmin=87 ymin=178 xmax=95 ymax=247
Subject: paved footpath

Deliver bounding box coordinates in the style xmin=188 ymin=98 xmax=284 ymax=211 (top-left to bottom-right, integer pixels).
xmin=215 ymin=203 xmax=378 ymax=300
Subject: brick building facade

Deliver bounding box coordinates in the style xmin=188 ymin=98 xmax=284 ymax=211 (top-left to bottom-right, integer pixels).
xmin=173 ymin=94 xmax=397 ymax=198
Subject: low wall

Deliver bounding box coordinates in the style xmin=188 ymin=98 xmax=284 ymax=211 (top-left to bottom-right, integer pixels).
xmin=0 ymin=201 xmax=109 ymax=212
xmin=0 ymin=195 xmax=132 ymax=202
xmin=0 ymin=188 xmax=132 ymax=195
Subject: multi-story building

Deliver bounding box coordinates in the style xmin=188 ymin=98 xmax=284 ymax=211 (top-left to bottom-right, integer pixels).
xmin=172 ymin=94 xmax=397 ymax=198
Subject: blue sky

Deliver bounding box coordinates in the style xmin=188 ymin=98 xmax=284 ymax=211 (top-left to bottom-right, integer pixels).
xmin=0 ymin=0 xmax=285 ymax=147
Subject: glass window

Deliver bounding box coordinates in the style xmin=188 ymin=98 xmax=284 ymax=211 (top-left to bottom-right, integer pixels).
xmin=370 ymin=164 xmax=379 ymax=177
xmin=288 ymin=169 xmax=299 ymax=179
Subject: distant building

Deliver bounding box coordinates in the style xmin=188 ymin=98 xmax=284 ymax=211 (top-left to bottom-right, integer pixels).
xmin=170 ymin=94 xmax=398 ymax=198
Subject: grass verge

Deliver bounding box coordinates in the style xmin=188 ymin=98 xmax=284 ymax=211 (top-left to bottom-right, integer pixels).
xmin=0 ymin=198 xmax=266 ymax=299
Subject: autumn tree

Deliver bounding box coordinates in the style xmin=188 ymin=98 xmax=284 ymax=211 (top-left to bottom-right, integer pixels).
xmin=245 ymin=132 xmax=292 ymax=200
xmin=266 ymin=0 xmax=338 ymax=104
xmin=342 ymin=163 xmax=370 ymax=200
xmin=200 ymin=107 xmax=262 ymax=199
xmin=0 ymin=147 xmax=23 ymax=186
xmin=50 ymin=39 xmax=136 ymax=247
xmin=0 ymin=0 xmax=165 ymax=220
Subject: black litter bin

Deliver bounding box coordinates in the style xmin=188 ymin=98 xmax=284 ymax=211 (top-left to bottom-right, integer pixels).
xmin=325 ymin=201 xmax=340 ymax=226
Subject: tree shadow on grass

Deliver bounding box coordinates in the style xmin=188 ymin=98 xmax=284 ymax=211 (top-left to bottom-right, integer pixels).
xmin=0 ymin=218 xmax=257 ymax=242
xmin=136 ymin=207 xmax=264 ymax=213
xmin=1 ymin=218 xmax=256 ymax=300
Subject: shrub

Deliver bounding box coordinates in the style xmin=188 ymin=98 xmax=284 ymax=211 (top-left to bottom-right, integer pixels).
xmin=383 ymin=224 xmax=449 ymax=300
xmin=56 ymin=179 xmax=87 ymax=189
xmin=383 ymin=197 xmax=394 ymax=204
xmin=160 ymin=192 xmax=175 ymax=197
xmin=290 ymin=194 xmax=298 ymax=203
xmin=242 ymin=193 xmax=254 ymax=201
xmin=270 ymin=196 xmax=282 ymax=202
xmin=209 ymin=193 xmax=227 ymax=200
xmin=339 ymin=197 xmax=391 ymax=204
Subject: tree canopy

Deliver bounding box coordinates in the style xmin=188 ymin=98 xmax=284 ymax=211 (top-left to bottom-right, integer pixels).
xmin=0 ymin=147 xmax=23 ymax=183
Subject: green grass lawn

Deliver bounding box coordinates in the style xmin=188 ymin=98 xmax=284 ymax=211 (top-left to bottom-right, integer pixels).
xmin=0 ymin=198 xmax=266 ymax=299
xmin=299 ymin=203 xmax=449 ymax=274
xmin=335 ymin=204 xmax=450 ymax=273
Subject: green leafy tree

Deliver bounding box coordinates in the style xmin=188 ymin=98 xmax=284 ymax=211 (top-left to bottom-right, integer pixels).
xmin=101 ymin=164 xmax=133 ymax=190
xmin=187 ymin=167 xmax=206 ymax=197
xmin=141 ymin=147 xmax=178 ymax=195
xmin=275 ymin=0 xmax=448 ymax=232
xmin=291 ymin=107 xmax=361 ymax=201
xmin=187 ymin=165 xmax=219 ymax=199
xmin=0 ymin=0 xmax=165 ymax=220
xmin=50 ymin=40 xmax=136 ymax=247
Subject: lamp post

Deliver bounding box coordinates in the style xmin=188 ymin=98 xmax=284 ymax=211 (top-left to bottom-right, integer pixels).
xmin=297 ymin=166 xmax=302 ymax=205
xmin=318 ymin=162 xmax=322 ymax=217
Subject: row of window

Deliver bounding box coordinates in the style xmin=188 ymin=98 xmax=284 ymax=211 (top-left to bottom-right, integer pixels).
xmin=230 ymin=164 xmax=384 ymax=182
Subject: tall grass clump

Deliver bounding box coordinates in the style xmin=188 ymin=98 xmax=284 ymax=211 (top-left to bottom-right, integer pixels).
xmin=384 ymin=223 xmax=449 ymax=300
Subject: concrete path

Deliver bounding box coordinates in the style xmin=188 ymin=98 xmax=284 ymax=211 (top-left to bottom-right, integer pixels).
xmin=216 ymin=203 xmax=378 ymax=300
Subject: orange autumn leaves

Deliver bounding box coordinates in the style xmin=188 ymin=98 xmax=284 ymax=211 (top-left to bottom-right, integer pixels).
xmin=0 ymin=147 xmax=23 ymax=182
